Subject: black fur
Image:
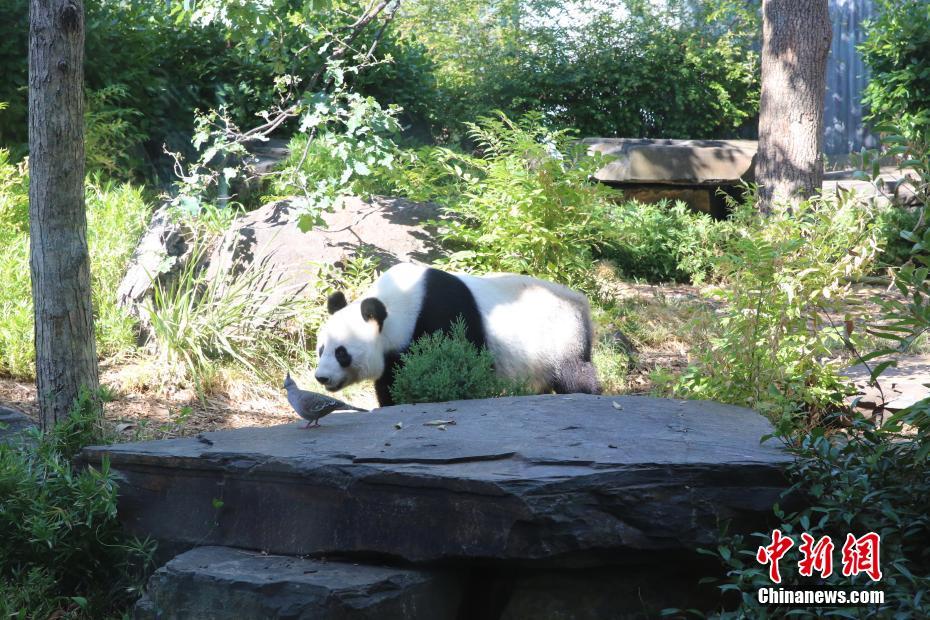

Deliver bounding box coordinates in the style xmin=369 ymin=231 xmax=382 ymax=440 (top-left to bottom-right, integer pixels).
xmin=580 ymin=311 xmax=594 ymax=362
xmin=413 ymin=268 xmax=486 ymax=348
xmin=327 ymin=291 xmax=347 ymax=315
xmin=361 ymin=297 xmax=388 ymax=331
xmin=335 ymin=346 xmax=351 ymax=368
xmin=374 ymin=268 xmax=487 ymax=406
xmin=551 ymin=359 xmax=602 ymax=395
xmin=375 ymin=350 xmax=403 ymax=406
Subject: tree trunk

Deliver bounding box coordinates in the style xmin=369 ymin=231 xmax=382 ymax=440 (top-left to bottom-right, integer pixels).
xmin=756 ymin=0 xmax=832 ymax=213
xmin=28 ymin=0 xmax=99 ymax=429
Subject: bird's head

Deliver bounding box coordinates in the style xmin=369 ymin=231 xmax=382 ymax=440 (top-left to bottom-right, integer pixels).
xmin=283 ymin=372 xmax=295 ymax=390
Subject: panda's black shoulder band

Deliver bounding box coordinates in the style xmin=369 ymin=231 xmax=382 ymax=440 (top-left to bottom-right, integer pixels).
xmin=327 ymin=291 xmax=348 ymax=315
xmin=361 ymin=297 xmax=388 ymax=331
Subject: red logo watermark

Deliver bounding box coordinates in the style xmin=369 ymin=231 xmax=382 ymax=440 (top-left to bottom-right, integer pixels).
xmin=756 ymin=530 xmax=882 ymax=584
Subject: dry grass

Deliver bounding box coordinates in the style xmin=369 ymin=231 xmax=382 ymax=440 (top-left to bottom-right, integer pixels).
xmin=0 ymin=354 xmax=378 ymax=442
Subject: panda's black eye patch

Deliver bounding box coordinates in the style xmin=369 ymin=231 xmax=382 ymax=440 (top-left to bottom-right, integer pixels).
xmin=335 ymin=346 xmax=352 ymax=368
xmin=318 ymin=345 xmax=324 ymax=356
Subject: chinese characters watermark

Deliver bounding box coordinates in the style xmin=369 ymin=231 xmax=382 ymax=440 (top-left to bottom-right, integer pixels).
xmin=756 ymin=530 xmax=882 ymax=584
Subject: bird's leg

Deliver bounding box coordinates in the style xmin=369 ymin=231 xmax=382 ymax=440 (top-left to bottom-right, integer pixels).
xmin=305 ymin=421 xmax=314 ymax=429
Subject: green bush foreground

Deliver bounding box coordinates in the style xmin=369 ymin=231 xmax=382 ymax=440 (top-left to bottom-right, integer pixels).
xmin=0 ymin=390 xmax=155 ymax=619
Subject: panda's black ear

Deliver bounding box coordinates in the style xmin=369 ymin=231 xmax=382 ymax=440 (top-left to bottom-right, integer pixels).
xmin=327 ymin=291 xmax=348 ymax=315
xmin=360 ymin=297 xmax=387 ymax=332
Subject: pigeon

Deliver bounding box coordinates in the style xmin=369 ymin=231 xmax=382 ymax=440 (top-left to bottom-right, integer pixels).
xmin=283 ymin=372 xmax=367 ymax=428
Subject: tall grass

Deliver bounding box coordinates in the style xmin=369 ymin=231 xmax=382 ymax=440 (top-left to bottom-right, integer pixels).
xmin=0 ymin=154 xmax=150 ymax=378
xmin=144 ymin=240 xmax=316 ymax=388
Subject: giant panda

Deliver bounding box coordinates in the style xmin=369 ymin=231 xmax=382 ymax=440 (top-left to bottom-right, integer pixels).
xmin=314 ymin=263 xmax=601 ymax=406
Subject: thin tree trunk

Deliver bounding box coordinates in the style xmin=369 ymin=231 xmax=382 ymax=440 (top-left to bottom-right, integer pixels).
xmin=756 ymin=0 xmax=832 ymax=213
xmin=28 ymin=0 xmax=99 ymax=429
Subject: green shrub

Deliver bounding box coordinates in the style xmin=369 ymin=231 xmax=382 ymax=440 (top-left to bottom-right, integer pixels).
xmin=0 ymin=147 xmax=28 ymax=234
xmin=390 ymin=317 xmax=526 ymax=404
xmin=0 ymin=389 xmax=155 ymax=618
xmin=861 ymin=0 xmax=930 ymax=143
xmin=266 ymin=81 xmax=402 ymax=227
xmin=436 ymin=112 xmax=616 ymax=291
xmin=374 ymin=145 xmax=470 ymax=204
xmin=84 ymin=84 xmax=146 ymax=179
xmin=702 ymin=215 xmax=930 ymax=617
xmin=600 ymin=199 xmax=729 ymax=283
xmin=875 ymin=205 xmax=925 ymax=268
xmin=663 ymin=197 xmax=882 ymax=426
xmin=399 ymin=0 xmax=759 ymax=142
xmin=700 ymin=415 xmax=930 ymax=618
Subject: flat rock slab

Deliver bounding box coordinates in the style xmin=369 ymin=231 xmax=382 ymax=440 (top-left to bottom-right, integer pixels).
xmin=842 ymin=354 xmax=930 ymax=413
xmin=584 ymin=138 xmax=757 ymax=185
xmin=81 ymin=395 xmax=790 ymax=564
xmin=134 ymin=546 xmax=462 ymax=620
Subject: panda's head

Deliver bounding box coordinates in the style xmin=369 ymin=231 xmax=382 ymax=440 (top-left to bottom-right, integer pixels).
xmin=314 ymin=291 xmax=388 ymax=392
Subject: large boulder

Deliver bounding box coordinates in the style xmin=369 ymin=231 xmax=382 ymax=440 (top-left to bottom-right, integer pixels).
xmin=116 ymin=196 xmax=443 ymax=324
xmin=81 ymin=394 xmax=789 ymax=565
xmin=585 ymin=138 xmax=757 ymax=186
xmin=206 ymin=196 xmax=442 ymax=308
xmin=116 ymin=205 xmax=193 ymax=327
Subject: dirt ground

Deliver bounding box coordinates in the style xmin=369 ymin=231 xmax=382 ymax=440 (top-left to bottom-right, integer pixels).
xmin=0 ymin=281 xmax=907 ymax=441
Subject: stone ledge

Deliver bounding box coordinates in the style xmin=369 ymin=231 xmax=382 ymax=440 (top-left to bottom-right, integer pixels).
xmin=584 ymin=138 xmax=757 ymax=185
xmin=81 ymin=395 xmax=790 ymax=565
xmin=134 ymin=546 xmax=462 ymax=620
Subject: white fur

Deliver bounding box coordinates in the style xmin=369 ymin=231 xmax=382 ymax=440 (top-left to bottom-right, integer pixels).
xmin=457 ymin=272 xmax=592 ymax=391
xmin=315 ymin=263 xmax=593 ymax=393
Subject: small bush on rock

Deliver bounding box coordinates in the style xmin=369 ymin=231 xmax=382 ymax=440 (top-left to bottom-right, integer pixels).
xmin=390 ymin=317 xmax=526 ymax=404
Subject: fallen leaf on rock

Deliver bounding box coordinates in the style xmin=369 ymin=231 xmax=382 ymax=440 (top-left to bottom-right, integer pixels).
xmin=394 ymin=422 xmax=403 ymax=430
xmin=611 ymin=401 xmax=623 ymax=410
xmin=424 ymin=419 xmax=455 ymax=426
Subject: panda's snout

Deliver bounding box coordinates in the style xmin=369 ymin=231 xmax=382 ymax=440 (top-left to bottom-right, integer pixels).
xmin=315 ymin=373 xmax=331 ymax=387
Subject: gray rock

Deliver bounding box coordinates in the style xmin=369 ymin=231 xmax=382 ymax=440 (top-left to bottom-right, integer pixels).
xmin=81 ymin=395 xmax=790 ymax=565
xmin=842 ymin=354 xmax=930 ymax=414
xmin=205 ymin=196 xmax=442 ymax=312
xmin=133 ymin=546 xmax=462 ymax=620
xmin=0 ymin=406 xmax=35 ymax=446
xmin=117 ymin=195 xmax=442 ymax=327
xmin=499 ymin=564 xmax=714 ymax=620
xmin=116 ymin=205 xmax=193 ymax=327
xmin=584 ymin=138 xmax=757 ymax=186
xmin=583 ymin=138 xmax=757 ymax=217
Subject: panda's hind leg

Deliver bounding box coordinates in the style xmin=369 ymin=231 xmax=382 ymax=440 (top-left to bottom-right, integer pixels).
xmin=551 ymin=358 xmax=602 ymax=395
